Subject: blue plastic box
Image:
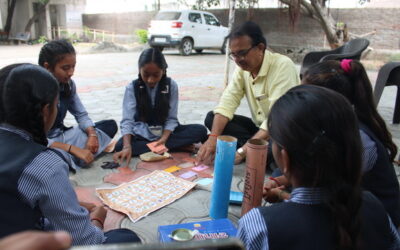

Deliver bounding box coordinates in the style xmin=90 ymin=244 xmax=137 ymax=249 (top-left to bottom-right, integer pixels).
xmin=158 ymin=218 xmax=238 ymax=242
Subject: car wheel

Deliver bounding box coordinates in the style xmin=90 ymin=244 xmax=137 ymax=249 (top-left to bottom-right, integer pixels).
xmin=179 ymin=38 xmax=193 ymax=56
xmin=220 ymin=39 xmax=227 ymax=54
xmin=195 ymin=49 xmax=203 ymax=54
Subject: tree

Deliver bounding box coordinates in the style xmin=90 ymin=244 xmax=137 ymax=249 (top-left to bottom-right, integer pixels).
xmin=189 ymin=0 xmax=371 ymax=49
xmin=236 ymin=0 xmax=258 ymax=20
xmin=24 ymin=0 xmax=49 ymax=33
xmin=279 ymin=0 xmax=346 ymax=48
xmin=273 ymin=0 xmax=370 ymax=48
xmin=186 ymin=0 xmax=258 ymax=20
xmin=4 ymin=0 xmax=17 ymax=35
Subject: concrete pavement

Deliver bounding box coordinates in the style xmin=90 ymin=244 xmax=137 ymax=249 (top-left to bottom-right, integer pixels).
xmin=0 ymin=44 xmax=399 ymax=243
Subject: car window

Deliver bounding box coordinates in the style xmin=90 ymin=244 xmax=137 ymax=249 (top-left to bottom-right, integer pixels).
xmin=204 ymin=14 xmax=219 ymax=26
xmin=189 ymin=13 xmax=202 ymax=24
xmin=154 ymin=12 xmax=181 ymax=20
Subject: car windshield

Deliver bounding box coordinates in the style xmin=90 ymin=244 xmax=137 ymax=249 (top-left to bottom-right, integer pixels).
xmin=154 ymin=12 xmax=181 ymax=20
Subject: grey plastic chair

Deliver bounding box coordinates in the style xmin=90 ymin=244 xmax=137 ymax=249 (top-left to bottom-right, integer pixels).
xmin=373 ymin=62 xmax=400 ymax=124
xmin=300 ymin=38 xmax=370 ymax=78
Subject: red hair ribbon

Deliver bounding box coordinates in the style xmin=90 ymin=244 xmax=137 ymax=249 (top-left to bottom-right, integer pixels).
xmin=340 ymin=59 xmax=352 ymax=73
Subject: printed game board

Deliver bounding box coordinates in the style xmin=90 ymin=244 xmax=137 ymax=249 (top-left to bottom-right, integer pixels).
xmin=96 ymin=170 xmax=196 ymax=223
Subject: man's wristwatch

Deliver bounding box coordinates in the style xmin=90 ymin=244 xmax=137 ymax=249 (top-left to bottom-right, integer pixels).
xmin=237 ymin=147 xmax=246 ymax=157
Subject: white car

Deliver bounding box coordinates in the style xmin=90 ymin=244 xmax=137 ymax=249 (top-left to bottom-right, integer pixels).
xmin=147 ymin=10 xmax=229 ymax=56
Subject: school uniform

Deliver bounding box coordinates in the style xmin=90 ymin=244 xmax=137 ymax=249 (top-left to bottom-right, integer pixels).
xmin=271 ymin=127 xmax=400 ymax=228
xmin=237 ymin=187 xmax=400 ymax=250
xmin=0 ymin=124 xmax=140 ymax=245
xmin=116 ymin=77 xmax=207 ymax=155
xmin=47 ymin=80 xmax=117 ymax=168
xmin=0 ymin=124 xmax=104 ymax=244
xmin=359 ymin=123 xmax=400 ymax=227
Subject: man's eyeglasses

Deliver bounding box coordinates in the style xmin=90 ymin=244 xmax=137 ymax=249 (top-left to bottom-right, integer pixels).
xmin=228 ymin=46 xmax=255 ymax=60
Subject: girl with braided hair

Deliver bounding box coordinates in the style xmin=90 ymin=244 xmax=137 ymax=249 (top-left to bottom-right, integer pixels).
xmin=238 ymin=85 xmax=400 ymax=250
xmin=39 ymin=39 xmax=118 ymax=168
xmin=113 ymin=48 xmax=207 ymax=166
xmin=0 ymin=63 xmax=29 ymax=122
xmin=0 ymin=64 xmax=141 ymax=245
xmin=264 ymin=60 xmax=400 ymax=228
xmin=303 ymin=59 xmax=400 ymax=227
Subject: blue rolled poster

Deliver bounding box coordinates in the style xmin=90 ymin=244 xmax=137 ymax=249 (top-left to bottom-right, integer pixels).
xmin=210 ymin=135 xmax=237 ymax=219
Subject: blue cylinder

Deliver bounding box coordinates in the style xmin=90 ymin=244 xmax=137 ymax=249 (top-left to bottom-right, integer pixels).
xmin=210 ymin=135 xmax=237 ymax=219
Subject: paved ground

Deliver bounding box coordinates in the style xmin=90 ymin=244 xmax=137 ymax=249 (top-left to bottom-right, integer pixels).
xmin=0 ymin=44 xmax=399 ymax=244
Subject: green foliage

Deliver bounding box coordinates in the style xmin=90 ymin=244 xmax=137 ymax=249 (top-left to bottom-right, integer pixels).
xmin=29 ymin=35 xmax=48 ymax=45
xmin=135 ymin=29 xmax=148 ymax=44
xmin=37 ymin=35 xmax=47 ymax=44
xmin=192 ymin=0 xmax=220 ymax=9
xmin=359 ymin=0 xmax=370 ymax=5
xmin=189 ymin=0 xmax=259 ymax=9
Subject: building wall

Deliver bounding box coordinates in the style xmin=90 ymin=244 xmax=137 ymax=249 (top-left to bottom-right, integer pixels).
xmin=82 ymin=11 xmax=157 ymax=34
xmin=48 ymin=0 xmax=85 ymax=29
xmin=1 ymin=0 xmax=85 ymax=39
xmin=82 ymin=8 xmax=400 ymax=50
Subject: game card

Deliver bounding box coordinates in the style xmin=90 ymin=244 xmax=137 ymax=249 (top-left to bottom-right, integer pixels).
xmin=179 ymin=171 xmax=197 ymax=179
xmin=196 ymin=178 xmax=213 ymax=186
xmin=164 ymin=166 xmax=181 ymax=173
xmin=192 ymin=164 xmax=209 ymax=172
xmin=178 ymin=162 xmax=195 ymax=169
xmin=147 ymin=142 xmax=168 ymax=154
xmin=96 ymin=170 xmax=196 ymax=223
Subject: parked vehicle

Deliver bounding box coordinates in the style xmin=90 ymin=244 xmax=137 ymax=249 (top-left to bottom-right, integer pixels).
xmin=147 ymin=10 xmax=229 ymax=56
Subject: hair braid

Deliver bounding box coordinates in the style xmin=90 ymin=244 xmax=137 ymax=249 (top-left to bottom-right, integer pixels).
xmin=3 ymin=65 xmax=58 ymax=146
xmin=0 ymin=63 xmax=28 ymax=122
xmin=268 ymin=85 xmax=363 ymax=250
xmin=25 ymin=102 xmax=48 ymax=145
xmin=303 ymin=60 xmax=397 ymax=162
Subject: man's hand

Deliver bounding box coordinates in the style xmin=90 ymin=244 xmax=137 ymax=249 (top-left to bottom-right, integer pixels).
xmin=234 ymin=144 xmax=247 ymax=165
xmin=196 ymin=137 xmax=217 ymax=165
xmin=197 ymin=113 xmax=229 ymax=165
xmin=85 ymin=136 xmax=99 ymax=154
xmin=0 ymin=231 xmax=71 ymax=250
xmin=113 ymin=146 xmax=132 ymax=167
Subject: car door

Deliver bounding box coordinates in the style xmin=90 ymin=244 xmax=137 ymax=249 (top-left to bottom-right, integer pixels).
xmin=187 ymin=12 xmax=207 ymax=47
xmin=203 ymin=13 xmax=224 ymax=47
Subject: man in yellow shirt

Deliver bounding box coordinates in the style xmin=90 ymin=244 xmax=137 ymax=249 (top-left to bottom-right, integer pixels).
xmin=197 ymin=21 xmax=299 ymax=165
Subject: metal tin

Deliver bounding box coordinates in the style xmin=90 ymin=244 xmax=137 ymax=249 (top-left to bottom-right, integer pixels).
xmin=169 ymin=228 xmax=196 ymax=241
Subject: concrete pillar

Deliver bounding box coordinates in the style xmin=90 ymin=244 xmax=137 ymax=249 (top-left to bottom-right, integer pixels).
xmin=0 ymin=5 xmax=3 ymax=30
xmin=45 ymin=4 xmax=52 ymax=38
xmin=0 ymin=0 xmax=6 ymax=30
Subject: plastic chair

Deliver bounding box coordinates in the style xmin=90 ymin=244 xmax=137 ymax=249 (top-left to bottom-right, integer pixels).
xmin=9 ymin=32 xmax=31 ymax=44
xmin=300 ymin=38 xmax=370 ymax=78
xmin=373 ymin=62 xmax=400 ymax=124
